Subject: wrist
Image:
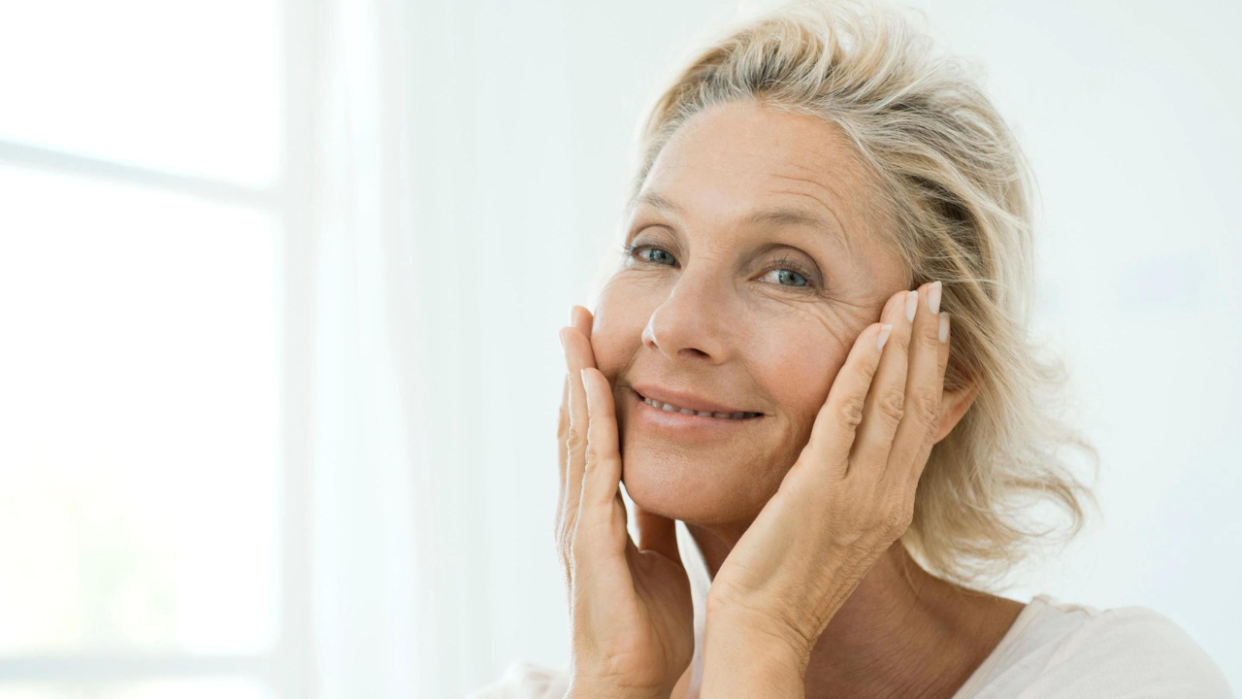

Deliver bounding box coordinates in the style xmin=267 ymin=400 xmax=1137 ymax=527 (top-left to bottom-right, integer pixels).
xmin=704 ymin=598 xmax=815 ymax=668
xmin=701 ymin=610 xmax=811 ymax=698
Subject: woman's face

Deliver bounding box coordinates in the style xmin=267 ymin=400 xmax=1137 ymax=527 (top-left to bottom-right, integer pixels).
xmin=591 ymin=99 xmax=910 ymax=531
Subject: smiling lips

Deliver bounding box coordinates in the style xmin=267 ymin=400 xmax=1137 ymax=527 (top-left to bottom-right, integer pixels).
xmin=630 ymin=383 xmax=763 ymax=420
xmin=640 ymin=395 xmax=761 ymax=419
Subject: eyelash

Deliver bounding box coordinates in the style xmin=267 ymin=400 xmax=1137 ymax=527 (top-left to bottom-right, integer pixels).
xmin=623 ymin=243 xmax=823 ymax=292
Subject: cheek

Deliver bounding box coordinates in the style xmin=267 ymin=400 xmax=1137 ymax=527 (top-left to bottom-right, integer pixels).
xmin=749 ymin=314 xmax=851 ymax=437
xmin=589 ymin=279 xmax=653 ymax=381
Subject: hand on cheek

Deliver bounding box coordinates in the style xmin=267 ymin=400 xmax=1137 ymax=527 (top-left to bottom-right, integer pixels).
xmin=701 ymin=282 xmax=952 ymax=693
xmin=556 ymin=306 xmax=695 ymax=699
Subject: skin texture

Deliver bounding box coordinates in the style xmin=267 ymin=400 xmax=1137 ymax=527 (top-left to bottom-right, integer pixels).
xmin=557 ymin=100 xmax=1024 ymax=699
xmin=591 ymin=100 xmax=908 ymax=537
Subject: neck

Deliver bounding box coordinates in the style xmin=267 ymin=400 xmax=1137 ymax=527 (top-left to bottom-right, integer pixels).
xmin=686 ymin=523 xmax=1023 ymax=699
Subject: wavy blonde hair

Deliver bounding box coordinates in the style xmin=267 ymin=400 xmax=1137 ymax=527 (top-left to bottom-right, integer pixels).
xmin=625 ymin=0 xmax=1098 ymax=589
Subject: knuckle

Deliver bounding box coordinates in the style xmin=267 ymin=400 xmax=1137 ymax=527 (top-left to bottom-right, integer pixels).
xmin=581 ymin=438 xmax=597 ymax=469
xmin=883 ymin=502 xmax=913 ymax=537
xmin=566 ymin=425 xmax=585 ymax=452
xmin=877 ymin=390 xmax=905 ymax=423
xmin=840 ymin=395 xmax=867 ymax=428
xmin=912 ymin=389 xmax=941 ymax=429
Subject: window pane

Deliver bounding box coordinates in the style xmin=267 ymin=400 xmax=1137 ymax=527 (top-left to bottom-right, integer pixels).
xmin=0 ymin=678 xmax=274 ymax=699
xmin=0 ymin=0 xmax=281 ymax=186
xmin=0 ymin=165 xmax=280 ymax=654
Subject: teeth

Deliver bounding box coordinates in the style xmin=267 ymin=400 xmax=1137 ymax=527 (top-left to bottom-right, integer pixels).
xmin=642 ymin=397 xmax=758 ymax=419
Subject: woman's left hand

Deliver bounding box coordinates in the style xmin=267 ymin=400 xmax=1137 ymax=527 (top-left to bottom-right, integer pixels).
xmin=703 ymin=282 xmax=952 ymax=686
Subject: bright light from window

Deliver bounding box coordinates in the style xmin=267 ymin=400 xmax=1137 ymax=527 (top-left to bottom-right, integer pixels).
xmin=0 ymin=0 xmax=281 ymax=186
xmin=0 ymin=165 xmax=281 ymax=655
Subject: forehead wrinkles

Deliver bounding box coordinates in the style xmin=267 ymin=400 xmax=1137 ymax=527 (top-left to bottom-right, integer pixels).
xmin=766 ymin=135 xmax=900 ymax=272
xmin=766 ymin=170 xmax=857 ymax=261
xmin=635 ymin=111 xmax=886 ymax=257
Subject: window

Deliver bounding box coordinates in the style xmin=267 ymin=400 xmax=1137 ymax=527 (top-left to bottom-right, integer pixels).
xmin=0 ymin=0 xmax=306 ymax=695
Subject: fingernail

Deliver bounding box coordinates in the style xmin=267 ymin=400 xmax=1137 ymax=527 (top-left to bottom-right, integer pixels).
xmin=928 ymin=281 xmax=942 ymax=314
xmin=877 ymin=324 xmax=893 ymax=352
xmin=905 ymin=290 xmax=918 ymax=322
xmin=939 ymin=312 xmax=950 ymax=342
xmin=569 ymin=306 xmax=577 ymax=325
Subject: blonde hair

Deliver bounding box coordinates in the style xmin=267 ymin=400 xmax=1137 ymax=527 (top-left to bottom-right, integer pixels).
xmin=628 ymin=0 xmax=1098 ymax=589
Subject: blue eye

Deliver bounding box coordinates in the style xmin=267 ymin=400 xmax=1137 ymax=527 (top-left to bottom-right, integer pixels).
xmin=767 ymin=268 xmax=809 ymax=287
xmin=761 ymin=253 xmax=819 ymax=290
xmin=623 ymin=244 xmax=821 ymax=292
xmin=639 ymin=247 xmax=676 ymax=266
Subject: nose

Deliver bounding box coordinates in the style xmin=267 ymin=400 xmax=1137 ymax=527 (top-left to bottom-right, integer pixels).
xmin=641 ymin=266 xmax=732 ymax=365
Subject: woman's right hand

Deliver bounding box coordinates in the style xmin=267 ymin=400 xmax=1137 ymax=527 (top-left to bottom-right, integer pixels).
xmin=557 ymin=305 xmax=695 ymax=699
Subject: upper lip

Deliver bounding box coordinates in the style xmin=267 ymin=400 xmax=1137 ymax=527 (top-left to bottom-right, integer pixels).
xmin=630 ymin=382 xmax=760 ymax=415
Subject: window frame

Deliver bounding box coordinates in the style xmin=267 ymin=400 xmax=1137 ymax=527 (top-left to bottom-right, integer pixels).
xmin=0 ymin=0 xmax=315 ymax=694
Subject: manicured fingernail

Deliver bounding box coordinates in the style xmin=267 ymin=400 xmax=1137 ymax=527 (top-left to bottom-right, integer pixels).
xmin=905 ymin=290 xmax=918 ymax=322
xmin=569 ymin=306 xmax=577 ymax=325
xmin=877 ymin=324 xmax=893 ymax=351
xmin=939 ymin=312 xmax=950 ymax=342
xmin=928 ymin=281 xmax=942 ymax=314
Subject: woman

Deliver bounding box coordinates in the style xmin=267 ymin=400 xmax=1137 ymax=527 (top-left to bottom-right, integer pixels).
xmin=472 ymin=1 xmax=1233 ymax=697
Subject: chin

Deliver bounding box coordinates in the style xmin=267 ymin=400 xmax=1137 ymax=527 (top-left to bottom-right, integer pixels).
xmin=619 ymin=438 xmax=774 ymax=528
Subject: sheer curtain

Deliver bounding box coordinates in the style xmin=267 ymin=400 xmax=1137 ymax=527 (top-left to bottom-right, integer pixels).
xmin=298 ymin=0 xmax=597 ymax=696
xmin=300 ymin=0 xmax=426 ymax=695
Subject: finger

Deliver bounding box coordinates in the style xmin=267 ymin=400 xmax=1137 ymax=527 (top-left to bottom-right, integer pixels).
xmin=570 ymin=304 xmax=594 ymax=339
xmin=884 ymin=281 xmax=951 ymax=487
xmin=634 ymin=503 xmax=681 ymax=564
xmin=848 ymin=289 xmax=916 ymax=477
xmin=561 ymin=324 xmax=598 ymax=530
xmin=906 ymin=312 xmax=949 ymax=502
xmin=901 ymin=436 xmax=937 ymax=521
xmin=558 ymin=373 xmax=569 ymax=496
xmin=799 ymin=321 xmax=889 ymax=481
xmin=576 ymin=367 xmax=629 ymax=562
xmin=580 ymin=367 xmax=623 ymax=511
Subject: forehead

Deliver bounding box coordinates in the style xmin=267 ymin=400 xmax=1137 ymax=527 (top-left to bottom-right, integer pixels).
xmin=632 ymin=100 xmax=891 ymax=257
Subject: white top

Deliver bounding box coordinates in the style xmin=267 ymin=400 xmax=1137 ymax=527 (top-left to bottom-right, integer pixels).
xmin=466 ymin=593 xmax=1233 ymax=698
xmin=467 ymin=527 xmax=1233 ymax=698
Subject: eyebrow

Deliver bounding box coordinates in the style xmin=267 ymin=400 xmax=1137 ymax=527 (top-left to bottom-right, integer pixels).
xmin=630 ymin=191 xmax=848 ymax=249
xmin=632 ymin=191 xmax=684 ymax=215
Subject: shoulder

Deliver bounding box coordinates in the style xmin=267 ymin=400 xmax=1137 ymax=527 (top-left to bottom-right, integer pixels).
xmin=965 ymin=594 xmax=1234 ymax=699
xmin=464 ymin=661 xmax=571 ymax=699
